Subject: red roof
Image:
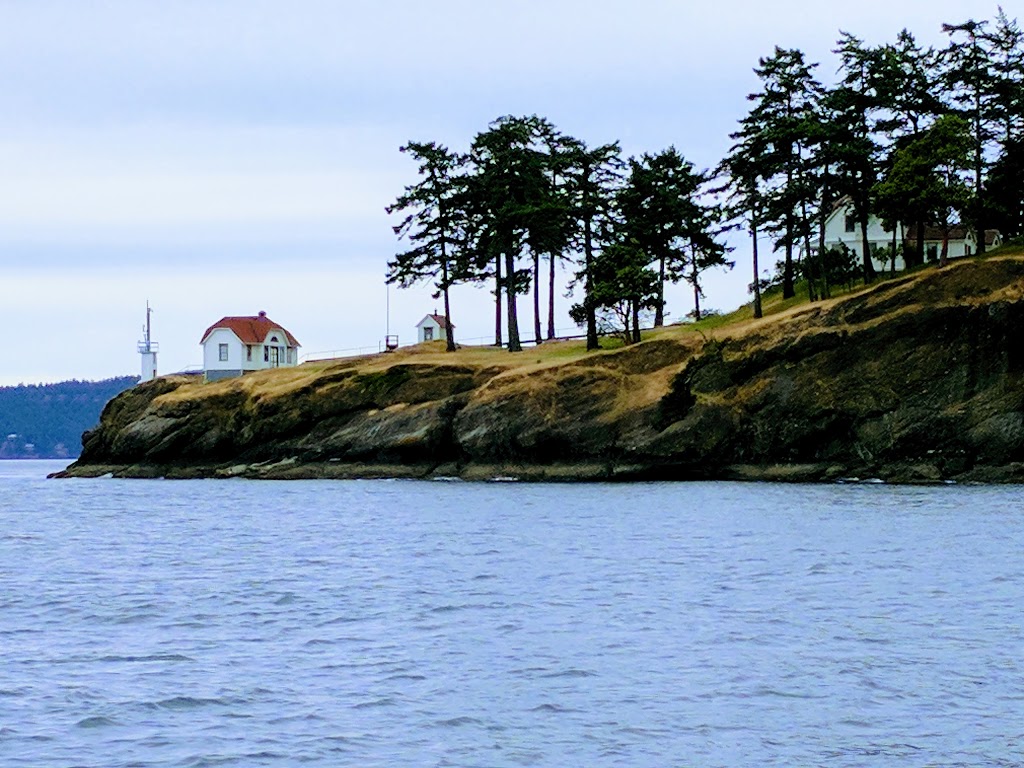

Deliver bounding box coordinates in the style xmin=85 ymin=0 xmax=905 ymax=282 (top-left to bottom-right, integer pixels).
xmin=200 ymin=311 xmax=300 ymax=346
xmin=423 ymin=313 xmax=455 ymax=329
xmin=905 ymin=226 xmax=1001 ymax=245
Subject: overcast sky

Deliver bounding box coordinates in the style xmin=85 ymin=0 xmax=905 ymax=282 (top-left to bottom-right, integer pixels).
xmin=0 ymin=0 xmax=1006 ymax=385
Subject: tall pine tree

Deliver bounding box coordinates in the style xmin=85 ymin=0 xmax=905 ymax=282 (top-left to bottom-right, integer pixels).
xmin=386 ymin=141 xmax=468 ymax=352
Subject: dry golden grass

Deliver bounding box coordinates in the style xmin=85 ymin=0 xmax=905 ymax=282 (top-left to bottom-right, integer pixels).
xmin=154 ymin=249 xmax=1024 ymax=410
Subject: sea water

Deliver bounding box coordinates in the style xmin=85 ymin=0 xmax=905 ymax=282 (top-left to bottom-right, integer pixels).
xmin=1 ymin=460 xmax=1023 ymax=767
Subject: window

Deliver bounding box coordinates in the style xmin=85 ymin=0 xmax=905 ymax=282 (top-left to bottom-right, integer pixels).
xmin=927 ymin=245 xmax=938 ymax=261
xmin=423 ymin=327 xmax=434 ymax=341
xmin=246 ymin=345 xmax=253 ymax=362
xmin=286 ymin=348 xmax=294 ymax=364
xmin=264 ymin=347 xmax=269 ymax=362
xmin=844 ymin=215 xmax=856 ymax=233
xmin=218 ymin=343 xmax=229 ymax=362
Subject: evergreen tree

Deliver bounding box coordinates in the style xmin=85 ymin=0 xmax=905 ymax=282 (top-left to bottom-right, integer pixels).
xmin=942 ymin=18 xmax=998 ymax=253
xmin=571 ymin=238 xmax=658 ymax=344
xmin=830 ymin=33 xmax=883 ymax=283
xmin=469 ymin=115 xmax=554 ymax=353
xmin=874 ymin=115 xmax=972 ymax=264
xmin=987 ymin=136 xmax=1024 ymax=238
xmin=684 ymin=205 xmax=734 ymax=321
xmin=618 ymin=147 xmax=703 ymax=326
xmin=742 ymin=47 xmax=824 ymax=299
xmin=872 ymin=29 xmax=944 ymax=265
xmin=564 ymin=139 xmax=624 ymax=350
xmin=386 ymin=141 xmax=468 ymax=352
xmin=723 ymin=117 xmax=772 ymax=317
xmin=984 ymin=9 xmax=1024 ymax=147
xmin=529 ymin=120 xmax=575 ymax=345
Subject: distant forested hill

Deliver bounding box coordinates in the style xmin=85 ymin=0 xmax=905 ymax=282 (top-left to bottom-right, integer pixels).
xmin=0 ymin=377 xmax=138 ymax=459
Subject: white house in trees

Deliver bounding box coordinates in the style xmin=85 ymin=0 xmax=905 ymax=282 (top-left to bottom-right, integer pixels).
xmin=822 ymin=196 xmax=1002 ymax=272
xmin=416 ymin=313 xmax=454 ymax=343
xmin=821 ymin=197 xmax=907 ymax=272
xmin=200 ymin=311 xmax=301 ymax=382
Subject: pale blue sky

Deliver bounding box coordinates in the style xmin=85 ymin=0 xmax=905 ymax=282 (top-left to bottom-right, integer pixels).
xmin=0 ymin=0 xmax=1004 ymax=384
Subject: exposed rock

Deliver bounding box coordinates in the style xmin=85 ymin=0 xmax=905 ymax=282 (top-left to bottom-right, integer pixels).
xmin=57 ymin=256 xmax=1024 ymax=483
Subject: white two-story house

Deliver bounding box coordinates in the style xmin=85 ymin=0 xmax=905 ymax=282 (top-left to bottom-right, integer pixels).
xmin=822 ymin=197 xmax=1002 ymax=272
xmin=821 ymin=197 xmax=907 ymax=273
xmin=200 ymin=311 xmax=301 ymax=382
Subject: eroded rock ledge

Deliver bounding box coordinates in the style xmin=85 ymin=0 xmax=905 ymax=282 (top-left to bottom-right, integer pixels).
xmin=57 ymin=257 xmax=1024 ymax=483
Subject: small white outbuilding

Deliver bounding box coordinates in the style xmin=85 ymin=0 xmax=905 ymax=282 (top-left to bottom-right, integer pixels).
xmin=415 ymin=313 xmax=454 ymax=343
xmin=200 ymin=311 xmax=301 ymax=382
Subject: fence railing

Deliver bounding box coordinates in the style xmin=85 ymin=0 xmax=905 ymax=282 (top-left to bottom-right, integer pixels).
xmin=299 ymin=325 xmax=640 ymax=363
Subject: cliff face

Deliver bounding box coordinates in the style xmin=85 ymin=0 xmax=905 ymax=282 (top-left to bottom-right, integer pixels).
xmin=61 ymin=257 xmax=1024 ymax=482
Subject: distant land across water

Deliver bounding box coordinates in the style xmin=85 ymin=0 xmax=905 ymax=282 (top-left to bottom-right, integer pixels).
xmin=0 ymin=377 xmax=138 ymax=459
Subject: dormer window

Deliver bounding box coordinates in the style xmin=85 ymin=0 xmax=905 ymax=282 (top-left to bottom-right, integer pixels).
xmin=844 ymin=215 xmax=856 ymax=233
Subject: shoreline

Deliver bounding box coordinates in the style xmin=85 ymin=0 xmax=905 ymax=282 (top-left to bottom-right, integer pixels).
xmin=50 ymin=459 xmax=1024 ymax=484
xmin=57 ymin=259 xmax=1024 ymax=489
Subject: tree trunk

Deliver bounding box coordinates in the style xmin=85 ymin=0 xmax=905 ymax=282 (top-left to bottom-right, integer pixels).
xmin=783 ymin=205 xmax=795 ymax=299
xmin=751 ymin=218 xmax=763 ymax=319
xmin=974 ymin=91 xmax=986 ymax=256
xmin=494 ymin=251 xmax=503 ymax=346
xmin=532 ymin=253 xmax=542 ymax=344
xmin=584 ymin=218 xmax=599 ymax=351
xmin=940 ymin=226 xmax=949 ymax=267
xmin=585 ymin=218 xmax=598 ymax=350
xmin=654 ymin=253 xmax=665 ymax=326
xmin=505 ymin=250 xmax=522 ymax=352
xmin=891 ymin=226 xmax=898 ymax=275
xmin=783 ymin=238 xmax=795 ymax=299
xmin=631 ymin=300 xmax=641 ymax=343
xmin=915 ymin=221 xmax=925 ymax=267
xmin=860 ymin=218 xmax=876 ymax=283
xmin=441 ymin=258 xmax=456 ymax=353
xmin=816 ymin=197 xmax=830 ymax=300
xmin=547 ymin=253 xmax=556 ymax=340
xmin=783 ymin=161 xmax=795 ymax=299
xmin=801 ymin=198 xmax=817 ymax=302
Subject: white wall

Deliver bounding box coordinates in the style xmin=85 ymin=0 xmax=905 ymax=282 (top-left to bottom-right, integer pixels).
xmin=259 ymin=328 xmax=298 ymax=367
xmin=417 ymin=317 xmax=442 ymax=343
xmin=823 ymin=204 xmax=905 ymax=272
xmin=202 ymin=328 xmax=243 ymax=371
xmin=140 ymin=351 xmax=157 ymax=381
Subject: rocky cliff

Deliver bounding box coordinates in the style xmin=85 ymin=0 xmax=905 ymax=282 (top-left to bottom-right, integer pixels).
xmin=58 ymin=256 xmax=1024 ymax=482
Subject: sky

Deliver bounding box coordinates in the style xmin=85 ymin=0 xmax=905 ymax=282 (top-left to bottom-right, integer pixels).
xmin=0 ymin=0 xmax=1008 ymax=385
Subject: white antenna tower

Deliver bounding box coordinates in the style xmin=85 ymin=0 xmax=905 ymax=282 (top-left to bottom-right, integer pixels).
xmin=137 ymin=301 xmax=159 ymax=382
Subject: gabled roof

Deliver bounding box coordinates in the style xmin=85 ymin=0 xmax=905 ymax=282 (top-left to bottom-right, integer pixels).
xmin=905 ymin=226 xmax=1001 ymax=245
xmin=822 ymin=195 xmax=854 ymax=226
xmin=416 ymin=313 xmax=455 ymax=330
xmin=200 ymin=311 xmax=300 ymax=346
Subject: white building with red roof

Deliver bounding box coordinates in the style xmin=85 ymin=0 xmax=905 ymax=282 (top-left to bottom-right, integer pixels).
xmin=200 ymin=311 xmax=301 ymax=382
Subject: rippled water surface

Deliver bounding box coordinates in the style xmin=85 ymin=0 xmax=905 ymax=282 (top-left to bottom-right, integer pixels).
xmin=2 ymin=461 xmax=1024 ymax=766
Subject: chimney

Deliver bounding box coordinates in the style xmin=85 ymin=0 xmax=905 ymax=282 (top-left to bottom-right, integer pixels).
xmin=258 ymin=310 xmax=267 ymax=318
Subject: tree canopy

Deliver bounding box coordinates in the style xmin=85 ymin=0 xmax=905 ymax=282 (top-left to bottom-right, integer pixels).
xmin=387 ymin=9 xmax=1024 ymax=350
